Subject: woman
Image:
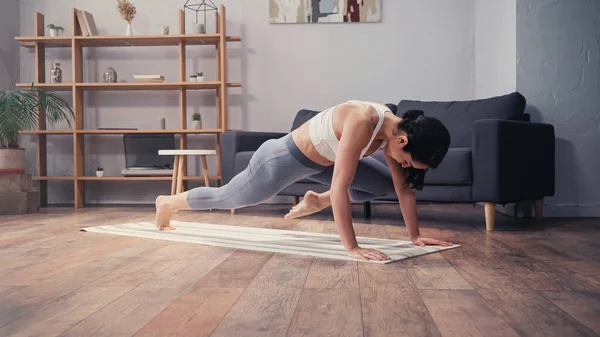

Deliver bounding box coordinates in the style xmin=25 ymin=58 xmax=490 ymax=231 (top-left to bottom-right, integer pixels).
xmin=155 ymin=100 xmax=453 ymax=261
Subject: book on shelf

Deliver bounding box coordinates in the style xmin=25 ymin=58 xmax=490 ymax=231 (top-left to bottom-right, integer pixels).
xmin=75 ymin=9 xmax=98 ymax=36
xmin=134 ymin=75 xmax=165 ymax=83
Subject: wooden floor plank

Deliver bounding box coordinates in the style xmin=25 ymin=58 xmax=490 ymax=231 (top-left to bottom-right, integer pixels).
xmin=420 ymin=290 xmax=519 ymax=337
xmin=287 ymin=288 xmax=363 ymax=337
xmin=541 ymin=291 xmax=600 ymax=335
xmin=408 ymin=267 xmax=473 ymax=290
xmin=444 ymin=251 xmax=597 ymax=336
xmin=0 ymin=238 xmax=168 ymax=333
xmin=288 ymin=257 xmax=362 ymax=337
xmin=134 ymin=287 xmax=244 ymax=337
xmin=60 ymin=245 xmax=233 ymax=337
xmin=359 ymin=262 xmax=441 ymax=337
xmin=209 ymin=254 xmax=312 ymax=337
xmin=197 ymin=250 xmax=273 ymax=288
xmin=303 ymin=259 xmax=359 ymax=289
xmin=6 ymin=286 xmax=134 ymax=337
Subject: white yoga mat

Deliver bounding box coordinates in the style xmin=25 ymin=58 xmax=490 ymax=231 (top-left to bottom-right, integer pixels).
xmin=81 ymin=221 xmax=460 ymax=264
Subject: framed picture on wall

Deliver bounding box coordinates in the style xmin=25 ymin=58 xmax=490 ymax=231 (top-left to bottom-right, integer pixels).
xmin=269 ymin=0 xmax=382 ymax=24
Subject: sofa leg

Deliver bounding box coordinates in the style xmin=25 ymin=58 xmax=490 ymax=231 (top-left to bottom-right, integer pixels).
xmin=363 ymin=201 xmax=371 ymax=218
xmin=535 ymin=199 xmax=543 ymax=221
xmin=484 ymin=202 xmax=495 ymax=232
xmin=293 ymin=196 xmax=300 ymax=206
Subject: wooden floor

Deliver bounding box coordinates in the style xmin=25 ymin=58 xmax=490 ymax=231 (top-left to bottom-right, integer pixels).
xmin=1 ymin=203 xmax=599 ymax=337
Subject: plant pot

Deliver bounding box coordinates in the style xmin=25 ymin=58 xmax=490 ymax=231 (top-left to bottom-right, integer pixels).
xmin=192 ymin=120 xmax=202 ymax=129
xmin=96 ymin=171 xmax=104 ymax=177
xmin=189 ymin=76 xmax=197 ymax=82
xmin=49 ymin=28 xmax=59 ymax=37
xmin=197 ymin=76 xmax=204 ymax=82
xmin=0 ymin=148 xmax=25 ymax=174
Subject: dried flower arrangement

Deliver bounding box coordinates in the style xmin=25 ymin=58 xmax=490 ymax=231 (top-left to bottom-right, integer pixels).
xmin=117 ymin=0 xmax=137 ymax=23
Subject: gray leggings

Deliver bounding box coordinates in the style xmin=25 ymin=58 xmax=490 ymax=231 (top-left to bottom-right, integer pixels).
xmin=186 ymin=134 xmax=396 ymax=210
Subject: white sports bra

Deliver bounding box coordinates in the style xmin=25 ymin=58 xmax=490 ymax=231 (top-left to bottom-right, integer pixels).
xmin=308 ymin=100 xmax=390 ymax=162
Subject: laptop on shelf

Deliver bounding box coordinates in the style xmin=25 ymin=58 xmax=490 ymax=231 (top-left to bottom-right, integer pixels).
xmin=121 ymin=133 xmax=175 ymax=177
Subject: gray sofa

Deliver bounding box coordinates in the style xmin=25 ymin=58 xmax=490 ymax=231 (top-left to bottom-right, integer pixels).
xmin=222 ymin=92 xmax=556 ymax=230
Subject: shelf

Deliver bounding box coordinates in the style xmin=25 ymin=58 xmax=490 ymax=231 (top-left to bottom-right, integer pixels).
xmin=77 ymin=129 xmax=222 ymax=134
xmin=16 ymin=36 xmax=72 ymax=48
xmin=76 ymin=82 xmax=222 ymax=91
xmin=33 ymin=176 xmax=75 ymax=181
xmin=78 ymin=175 xmax=221 ymax=181
xmin=20 ymin=130 xmax=74 ymax=135
xmin=16 ymin=83 xmax=74 ymax=91
xmin=17 ymin=35 xmax=241 ymax=48
xmin=15 ymin=82 xmax=240 ymax=91
xmin=76 ymin=34 xmax=241 ymax=47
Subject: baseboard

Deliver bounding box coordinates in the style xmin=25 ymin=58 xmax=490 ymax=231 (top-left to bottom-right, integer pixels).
xmin=495 ymin=202 xmax=600 ymax=218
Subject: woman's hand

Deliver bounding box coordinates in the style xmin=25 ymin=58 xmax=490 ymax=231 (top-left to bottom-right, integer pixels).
xmin=412 ymin=236 xmax=453 ymax=247
xmin=347 ymin=246 xmax=390 ymax=261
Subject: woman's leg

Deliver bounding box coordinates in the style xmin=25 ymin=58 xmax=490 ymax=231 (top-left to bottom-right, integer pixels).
xmin=156 ymin=135 xmax=324 ymax=229
xmin=285 ymin=157 xmax=396 ymax=219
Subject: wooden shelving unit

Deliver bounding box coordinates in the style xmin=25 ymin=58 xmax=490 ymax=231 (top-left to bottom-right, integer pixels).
xmin=16 ymin=6 xmax=240 ymax=208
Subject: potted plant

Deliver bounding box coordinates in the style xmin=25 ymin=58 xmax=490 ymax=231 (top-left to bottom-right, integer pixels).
xmin=96 ymin=167 xmax=104 ymax=177
xmin=47 ymin=24 xmax=64 ymax=37
xmin=189 ymin=74 xmax=197 ymax=82
xmin=191 ymin=113 xmax=202 ymax=129
xmin=0 ymin=81 xmax=74 ymax=174
xmin=196 ymin=72 xmax=204 ymax=82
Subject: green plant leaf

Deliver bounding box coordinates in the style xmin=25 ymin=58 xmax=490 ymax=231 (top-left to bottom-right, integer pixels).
xmin=37 ymin=89 xmax=74 ymax=128
xmin=0 ymin=88 xmax=73 ymax=148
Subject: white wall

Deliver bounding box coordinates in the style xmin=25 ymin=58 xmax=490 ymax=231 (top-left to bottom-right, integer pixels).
xmin=474 ymin=0 xmax=516 ymax=99
xmin=0 ymin=0 xmax=19 ymax=90
xmin=18 ymin=0 xmax=476 ymax=204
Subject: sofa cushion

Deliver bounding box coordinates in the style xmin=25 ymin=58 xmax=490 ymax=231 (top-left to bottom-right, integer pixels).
xmin=371 ymin=148 xmax=472 ymax=186
xmin=396 ymin=92 xmax=526 ymax=147
xmin=290 ymin=109 xmax=320 ymax=131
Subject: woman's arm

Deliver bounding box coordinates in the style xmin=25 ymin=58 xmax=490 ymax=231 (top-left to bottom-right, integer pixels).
xmin=334 ymin=113 xmax=390 ymax=261
xmin=383 ymin=154 xmax=453 ymax=247
xmin=383 ymin=154 xmax=420 ymax=238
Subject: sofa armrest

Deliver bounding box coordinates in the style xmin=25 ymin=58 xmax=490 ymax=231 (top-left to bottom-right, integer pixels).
xmin=222 ymin=131 xmax=287 ymax=184
xmin=472 ymin=120 xmax=555 ymax=203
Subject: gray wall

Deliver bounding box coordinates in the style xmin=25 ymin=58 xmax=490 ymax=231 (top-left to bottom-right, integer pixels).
xmin=0 ymin=0 xmax=19 ymax=90
xmin=18 ymin=0 xmax=477 ymax=204
xmin=474 ymin=0 xmax=516 ymax=99
xmin=517 ymin=0 xmax=600 ymax=217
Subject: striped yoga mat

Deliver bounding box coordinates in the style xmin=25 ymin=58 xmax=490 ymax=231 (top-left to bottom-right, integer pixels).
xmin=81 ymin=221 xmax=460 ymax=264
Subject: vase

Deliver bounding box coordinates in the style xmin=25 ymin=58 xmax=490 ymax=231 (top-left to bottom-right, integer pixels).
xmin=192 ymin=119 xmax=202 ymax=129
xmin=159 ymin=118 xmax=166 ymax=130
xmin=161 ymin=25 xmax=170 ymax=35
xmin=126 ymin=22 xmax=133 ymax=36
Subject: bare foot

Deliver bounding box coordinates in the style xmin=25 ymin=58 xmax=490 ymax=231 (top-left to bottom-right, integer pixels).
xmin=155 ymin=196 xmax=176 ymax=231
xmin=285 ymin=191 xmax=327 ymax=219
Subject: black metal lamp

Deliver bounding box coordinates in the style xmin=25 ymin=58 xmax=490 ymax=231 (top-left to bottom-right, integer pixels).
xmin=184 ymin=0 xmax=218 ymax=33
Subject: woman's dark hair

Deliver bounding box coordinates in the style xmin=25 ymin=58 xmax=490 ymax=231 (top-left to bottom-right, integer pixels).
xmin=397 ymin=109 xmax=451 ymax=190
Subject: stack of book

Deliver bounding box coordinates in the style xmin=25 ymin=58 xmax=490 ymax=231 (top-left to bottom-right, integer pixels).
xmin=134 ymin=75 xmax=165 ymax=83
